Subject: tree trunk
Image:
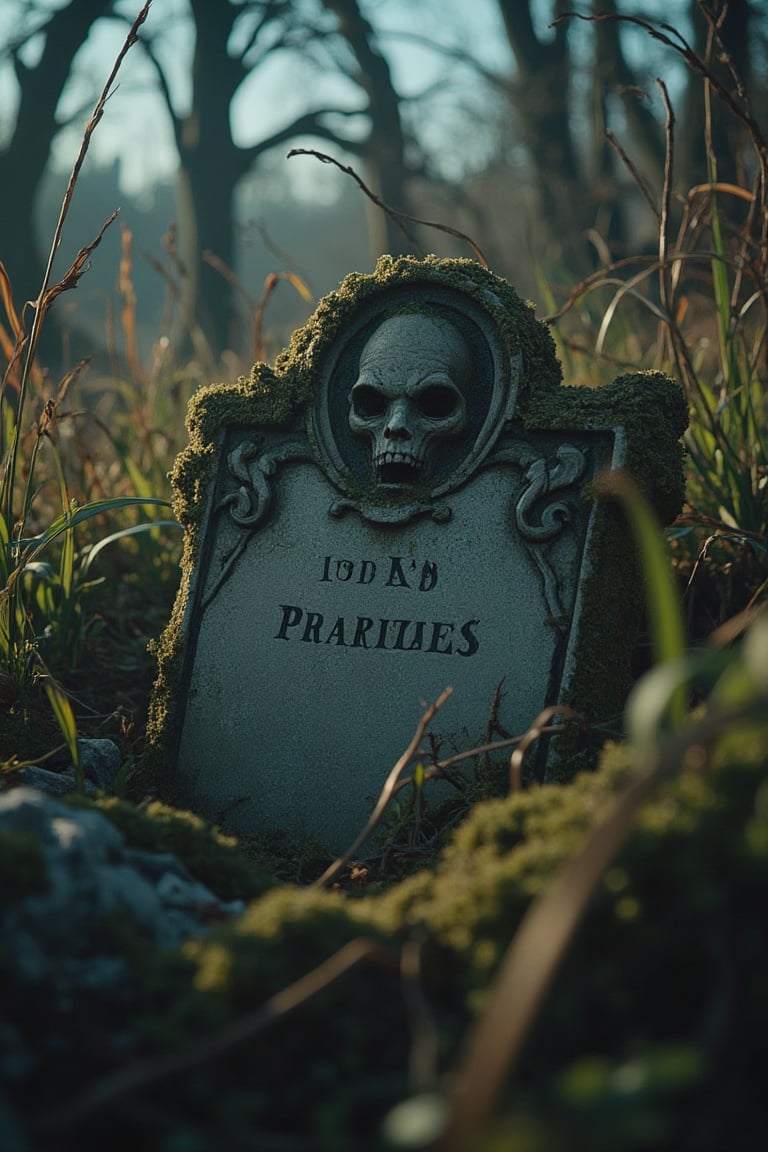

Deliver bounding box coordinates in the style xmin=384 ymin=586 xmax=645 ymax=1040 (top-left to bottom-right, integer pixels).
xmin=176 ymin=0 xmax=250 ymax=356
xmin=0 ymin=0 xmax=112 ymax=358
xmin=496 ymin=0 xmax=592 ymax=267
xmin=322 ymin=0 xmax=411 ymax=257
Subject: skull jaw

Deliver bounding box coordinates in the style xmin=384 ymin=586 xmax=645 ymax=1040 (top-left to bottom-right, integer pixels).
xmin=373 ymin=449 xmax=426 ymax=486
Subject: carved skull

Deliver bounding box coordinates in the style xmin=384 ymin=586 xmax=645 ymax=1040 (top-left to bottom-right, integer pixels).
xmin=348 ymin=313 xmax=470 ymax=485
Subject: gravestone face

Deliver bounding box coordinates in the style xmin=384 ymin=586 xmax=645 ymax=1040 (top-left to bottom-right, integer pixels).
xmin=149 ymin=256 xmax=687 ymax=850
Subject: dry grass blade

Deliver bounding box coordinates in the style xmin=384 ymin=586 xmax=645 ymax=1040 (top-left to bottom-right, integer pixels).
xmin=508 ymin=704 xmax=583 ymax=791
xmin=313 ymin=686 xmax=454 ymax=888
xmin=35 ymin=936 xmax=396 ymax=1132
xmin=287 ymin=148 xmax=489 ymax=267
xmin=0 ymin=261 xmax=24 ymax=345
xmin=540 ymin=254 xmax=654 ymax=324
xmin=40 ymin=210 xmax=119 ymax=310
xmin=252 ymin=270 xmax=313 ymax=363
xmin=437 ymin=697 xmax=764 ymax=1151
xmin=119 ymin=225 xmax=142 ymax=381
xmin=26 ymin=0 xmax=153 ymax=361
xmin=401 ymin=927 xmax=440 ymax=1093
xmin=595 ymin=271 xmax=667 ymax=354
xmin=5 ymin=0 xmax=153 ymax=539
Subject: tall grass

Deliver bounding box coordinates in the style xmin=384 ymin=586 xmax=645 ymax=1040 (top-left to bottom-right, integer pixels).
xmin=0 ymin=2 xmax=177 ymax=759
xmin=0 ymin=8 xmax=318 ymax=759
xmin=544 ymin=8 xmax=768 ymax=599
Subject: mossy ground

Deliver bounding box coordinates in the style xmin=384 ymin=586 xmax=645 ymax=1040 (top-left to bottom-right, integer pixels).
xmin=3 ymin=723 xmax=767 ymax=1152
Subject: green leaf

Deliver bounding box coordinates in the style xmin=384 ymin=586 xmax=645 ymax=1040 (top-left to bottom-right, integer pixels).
xmin=42 ymin=675 xmax=82 ymax=790
xmin=79 ymin=519 xmax=181 ymax=575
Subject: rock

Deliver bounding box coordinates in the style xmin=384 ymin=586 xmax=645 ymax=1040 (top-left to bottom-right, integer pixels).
xmin=0 ymin=788 xmax=245 ymax=979
xmin=12 ymin=765 xmax=97 ymax=797
xmin=76 ymin=738 xmax=122 ymax=790
xmin=12 ymin=738 xmax=121 ymax=799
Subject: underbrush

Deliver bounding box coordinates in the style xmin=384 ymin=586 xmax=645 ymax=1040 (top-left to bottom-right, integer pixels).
xmin=1 ymin=5 xmax=767 ymax=1152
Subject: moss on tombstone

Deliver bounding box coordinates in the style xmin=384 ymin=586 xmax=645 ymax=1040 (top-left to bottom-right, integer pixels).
xmin=274 ymin=253 xmax=563 ymax=404
xmin=145 ymin=254 xmax=686 ymax=806
xmin=523 ymin=369 xmax=688 ymax=762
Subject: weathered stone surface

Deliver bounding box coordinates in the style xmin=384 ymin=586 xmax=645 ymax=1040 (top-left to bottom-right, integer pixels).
xmin=0 ymin=788 xmax=245 ymax=981
xmin=76 ymin=737 xmax=122 ymax=789
xmin=14 ymin=738 xmax=121 ymax=798
xmin=13 ymin=764 xmax=98 ymax=797
xmin=149 ymin=255 xmax=687 ymax=850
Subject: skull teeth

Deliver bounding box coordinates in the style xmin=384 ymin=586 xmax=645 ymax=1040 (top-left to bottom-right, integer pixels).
xmin=374 ymin=451 xmax=424 ymax=471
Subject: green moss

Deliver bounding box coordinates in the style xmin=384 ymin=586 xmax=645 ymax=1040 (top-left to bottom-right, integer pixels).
xmin=6 ymin=728 xmax=768 ymax=1149
xmin=145 ymin=255 xmax=686 ymax=803
xmin=63 ymin=795 xmax=274 ymax=901
xmin=523 ymin=370 xmax=688 ymax=755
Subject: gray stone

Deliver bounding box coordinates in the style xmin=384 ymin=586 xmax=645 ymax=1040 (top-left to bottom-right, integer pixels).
xmin=0 ymin=788 xmax=245 ymax=984
xmin=12 ymin=738 xmax=121 ymax=799
xmin=150 ymin=255 xmax=687 ymax=850
xmin=12 ymin=764 xmax=97 ymax=798
xmin=76 ymin=737 xmax=122 ymax=789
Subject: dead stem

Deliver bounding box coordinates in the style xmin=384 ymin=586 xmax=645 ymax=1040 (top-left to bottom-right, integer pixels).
xmin=438 ymin=694 xmax=768 ymax=1152
xmin=401 ymin=926 xmax=440 ymax=1094
xmin=287 ymin=148 xmax=490 ymax=267
xmin=313 ymin=686 xmax=454 ymax=888
xmin=34 ymin=936 xmax=396 ymax=1133
xmin=508 ymin=705 xmax=583 ymax=792
xmin=5 ymin=0 xmax=153 ymax=541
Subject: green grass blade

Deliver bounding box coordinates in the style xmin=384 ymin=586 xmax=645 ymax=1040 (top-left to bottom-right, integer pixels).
xmin=41 ymin=673 xmax=82 ymax=790
xmin=80 ymin=519 xmax=181 ymax=575
xmin=595 ymin=469 xmax=686 ymax=730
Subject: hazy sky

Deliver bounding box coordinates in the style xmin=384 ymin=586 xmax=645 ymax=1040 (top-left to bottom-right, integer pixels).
xmin=0 ymin=0 xmax=688 ymax=201
xmin=0 ymin=0 xmax=509 ymax=196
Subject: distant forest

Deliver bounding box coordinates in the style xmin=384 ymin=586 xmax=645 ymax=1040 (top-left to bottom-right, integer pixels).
xmin=2 ymin=0 xmax=765 ymax=367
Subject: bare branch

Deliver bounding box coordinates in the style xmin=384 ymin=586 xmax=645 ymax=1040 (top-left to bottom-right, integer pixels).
xmin=242 ymin=107 xmax=367 ymax=163
xmin=378 ymin=29 xmax=511 ymax=95
xmin=287 ymin=148 xmax=490 ymax=266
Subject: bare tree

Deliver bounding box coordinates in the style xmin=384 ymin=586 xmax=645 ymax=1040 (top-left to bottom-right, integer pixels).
xmin=321 ymin=0 xmax=412 ymax=255
xmin=138 ymin=0 xmax=412 ymax=355
xmin=493 ymin=0 xmax=765 ymax=267
xmin=0 ymin=0 xmax=113 ymax=338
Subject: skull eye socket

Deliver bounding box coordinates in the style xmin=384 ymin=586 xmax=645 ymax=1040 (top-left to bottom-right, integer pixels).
xmin=351 ymin=385 xmax=387 ymax=419
xmin=417 ymin=384 xmax=460 ymax=419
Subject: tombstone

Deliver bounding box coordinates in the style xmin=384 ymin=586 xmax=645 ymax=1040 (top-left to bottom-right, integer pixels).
xmin=148 ymin=255 xmax=687 ymax=850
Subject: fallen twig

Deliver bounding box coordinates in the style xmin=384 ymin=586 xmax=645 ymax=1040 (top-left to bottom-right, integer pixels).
xmin=314 ymin=686 xmax=454 ymax=888
xmin=509 ymin=704 xmax=583 ymax=792
xmin=34 ymin=936 xmax=396 ymax=1132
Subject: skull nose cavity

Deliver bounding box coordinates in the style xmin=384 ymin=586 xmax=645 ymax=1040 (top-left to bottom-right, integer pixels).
xmin=384 ymin=421 xmax=412 ymax=441
xmin=383 ymin=398 xmax=412 ymax=441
